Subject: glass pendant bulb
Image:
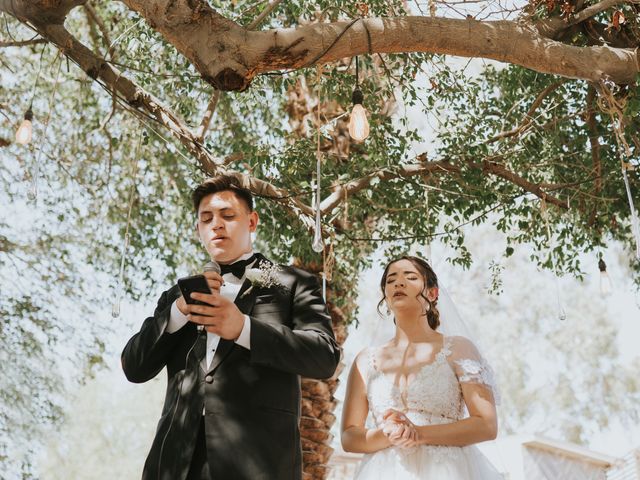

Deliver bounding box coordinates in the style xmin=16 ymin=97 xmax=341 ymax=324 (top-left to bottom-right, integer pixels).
xmin=557 ymin=306 xmax=567 ymax=321
xmin=348 ymin=89 xmax=369 ymax=142
xmin=16 ymin=107 xmax=33 ymax=145
xmin=27 ymin=182 xmax=37 ymax=201
xmin=312 ymin=227 xmax=324 ymax=252
xmin=111 ymin=299 xmax=121 ymax=318
xmin=312 ymin=149 xmax=324 ymax=253
xmin=598 ymin=258 xmax=613 ymax=295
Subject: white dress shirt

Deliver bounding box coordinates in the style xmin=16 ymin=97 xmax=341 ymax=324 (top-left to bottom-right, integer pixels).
xmin=166 ymin=252 xmax=255 ymax=369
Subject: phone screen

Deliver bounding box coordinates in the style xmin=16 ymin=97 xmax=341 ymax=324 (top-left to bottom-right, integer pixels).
xmin=177 ymin=275 xmax=212 ymax=305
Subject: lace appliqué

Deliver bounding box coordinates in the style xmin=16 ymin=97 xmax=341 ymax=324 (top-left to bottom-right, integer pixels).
xmin=454 ymin=358 xmax=501 ymax=404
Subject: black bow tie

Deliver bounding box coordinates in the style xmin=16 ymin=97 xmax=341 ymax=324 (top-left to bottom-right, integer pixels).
xmin=219 ymin=255 xmax=256 ymax=278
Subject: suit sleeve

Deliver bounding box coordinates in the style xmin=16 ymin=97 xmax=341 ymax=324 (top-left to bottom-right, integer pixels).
xmin=249 ymin=271 xmax=341 ymax=379
xmin=121 ymin=287 xmax=187 ymax=383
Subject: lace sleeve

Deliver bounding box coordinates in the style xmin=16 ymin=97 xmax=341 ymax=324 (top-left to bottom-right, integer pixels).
xmin=449 ymin=336 xmax=501 ymax=404
xmin=353 ymin=347 xmax=377 ymax=385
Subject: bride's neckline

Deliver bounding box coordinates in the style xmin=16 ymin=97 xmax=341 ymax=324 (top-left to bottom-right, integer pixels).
xmin=368 ymin=337 xmax=453 ymax=409
xmin=370 ymin=335 xmax=451 ymax=378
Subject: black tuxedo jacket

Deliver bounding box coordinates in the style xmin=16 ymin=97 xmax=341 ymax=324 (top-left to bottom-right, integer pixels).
xmin=121 ymin=254 xmax=341 ymax=480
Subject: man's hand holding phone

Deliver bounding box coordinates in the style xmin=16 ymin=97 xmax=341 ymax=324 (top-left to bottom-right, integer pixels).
xmin=176 ymin=270 xmax=244 ymax=340
xmin=176 ymin=271 xmax=224 ymax=315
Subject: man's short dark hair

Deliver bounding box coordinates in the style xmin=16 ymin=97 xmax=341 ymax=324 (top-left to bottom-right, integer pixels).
xmin=192 ymin=174 xmax=254 ymax=213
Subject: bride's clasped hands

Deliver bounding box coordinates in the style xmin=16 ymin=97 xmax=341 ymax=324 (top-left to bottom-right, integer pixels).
xmin=381 ymin=409 xmax=419 ymax=449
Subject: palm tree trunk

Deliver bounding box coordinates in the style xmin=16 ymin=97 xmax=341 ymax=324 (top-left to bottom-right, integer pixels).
xmin=299 ymin=277 xmax=351 ymax=480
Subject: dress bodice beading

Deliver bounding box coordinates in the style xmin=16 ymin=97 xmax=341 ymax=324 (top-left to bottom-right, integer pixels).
xmin=366 ymin=337 xmax=465 ymax=428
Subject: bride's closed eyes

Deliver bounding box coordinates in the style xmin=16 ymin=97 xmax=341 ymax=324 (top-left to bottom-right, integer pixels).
xmin=386 ymin=272 xmax=420 ymax=284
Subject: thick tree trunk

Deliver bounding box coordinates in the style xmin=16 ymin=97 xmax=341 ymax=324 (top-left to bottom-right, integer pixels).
xmin=297 ymin=261 xmax=352 ymax=480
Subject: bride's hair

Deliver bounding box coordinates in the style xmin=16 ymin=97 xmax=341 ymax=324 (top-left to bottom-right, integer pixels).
xmin=377 ymin=255 xmax=440 ymax=330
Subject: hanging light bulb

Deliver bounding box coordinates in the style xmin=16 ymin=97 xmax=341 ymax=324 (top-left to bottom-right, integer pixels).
xmin=598 ymin=258 xmax=613 ymax=296
xmin=349 ymin=89 xmax=369 ymax=142
xmin=348 ymin=56 xmax=369 ymax=143
xmin=15 ymin=106 xmax=33 ymax=145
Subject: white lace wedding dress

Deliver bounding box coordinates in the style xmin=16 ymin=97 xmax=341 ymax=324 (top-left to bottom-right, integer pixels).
xmin=354 ymin=335 xmax=504 ymax=479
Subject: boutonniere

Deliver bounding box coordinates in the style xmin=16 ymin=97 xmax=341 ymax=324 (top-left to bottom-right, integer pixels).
xmin=242 ymin=261 xmax=284 ymax=296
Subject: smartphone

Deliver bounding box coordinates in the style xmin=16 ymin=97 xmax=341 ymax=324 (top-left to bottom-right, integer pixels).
xmin=177 ymin=274 xmax=212 ymax=305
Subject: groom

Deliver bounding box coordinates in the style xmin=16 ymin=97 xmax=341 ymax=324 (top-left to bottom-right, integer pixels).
xmin=122 ymin=174 xmax=341 ymax=480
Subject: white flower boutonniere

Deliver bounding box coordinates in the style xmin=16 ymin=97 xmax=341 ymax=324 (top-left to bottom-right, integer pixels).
xmin=242 ymin=261 xmax=284 ymax=296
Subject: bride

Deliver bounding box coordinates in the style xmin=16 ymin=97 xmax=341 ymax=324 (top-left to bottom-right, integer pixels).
xmin=341 ymin=256 xmax=503 ymax=479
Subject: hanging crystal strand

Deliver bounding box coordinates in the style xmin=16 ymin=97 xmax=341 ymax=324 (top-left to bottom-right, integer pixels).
xmin=312 ymin=66 xmax=324 ymax=253
xmin=112 ymin=136 xmax=142 ymax=318
xmin=542 ymin=199 xmax=566 ymax=320
xmin=312 ymin=150 xmax=324 ymax=253
xmin=27 ymin=53 xmax=63 ymax=202
xmin=322 ymin=238 xmax=336 ymax=303
xmin=112 ymin=231 xmax=130 ymax=318
xmin=27 ymin=154 xmax=38 ymax=201
xmin=621 ymin=164 xmax=640 ymax=260
xmin=342 ymin=188 xmax=349 ymax=228
xmin=424 ymin=183 xmax=432 ymax=263
xmin=321 ymin=247 xmax=327 ymax=301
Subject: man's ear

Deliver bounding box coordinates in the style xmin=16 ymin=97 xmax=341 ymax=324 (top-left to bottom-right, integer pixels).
xmin=194 ymin=220 xmax=203 ymax=243
xmin=249 ymin=210 xmax=259 ymax=232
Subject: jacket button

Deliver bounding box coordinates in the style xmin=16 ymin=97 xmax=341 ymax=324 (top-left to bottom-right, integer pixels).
xmin=205 ymin=375 xmax=214 ymax=384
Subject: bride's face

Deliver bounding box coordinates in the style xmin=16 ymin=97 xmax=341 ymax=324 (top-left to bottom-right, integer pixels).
xmin=384 ymin=259 xmax=436 ymax=314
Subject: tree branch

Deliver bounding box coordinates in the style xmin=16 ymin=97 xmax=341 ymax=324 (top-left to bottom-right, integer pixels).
xmin=233 ymin=173 xmax=316 ymax=230
xmin=319 ymin=157 xmax=459 ymax=214
xmin=320 ymin=153 xmax=569 ymax=214
xmin=0 ymin=0 xmax=86 ymax=24
xmin=26 ymin=21 xmax=223 ymax=173
xmin=0 ymin=38 xmax=47 ymax=47
xmin=536 ymin=0 xmax=640 ymax=39
xmin=5 ymin=1 xmax=639 ymax=90
xmin=83 ymin=1 xmax=116 ymax=59
xmin=118 ymin=1 xmax=639 ymax=90
xmin=570 ymin=0 xmax=631 ymax=25
xmin=485 ymin=80 xmax=567 ymax=144
xmin=473 ymin=159 xmax=569 ymax=208
xmin=247 ymin=0 xmax=285 ymax=30
xmin=195 ymin=89 xmax=221 ymax=143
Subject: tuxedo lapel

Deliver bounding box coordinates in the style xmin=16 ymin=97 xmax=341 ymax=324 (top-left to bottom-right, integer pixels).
xmin=205 ymin=275 xmax=259 ymax=374
xmin=205 ymin=338 xmax=235 ymax=373
xmin=234 ymin=277 xmax=258 ymax=316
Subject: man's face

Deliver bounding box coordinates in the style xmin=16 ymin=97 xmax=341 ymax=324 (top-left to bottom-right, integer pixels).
xmin=196 ymin=190 xmax=258 ymax=264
